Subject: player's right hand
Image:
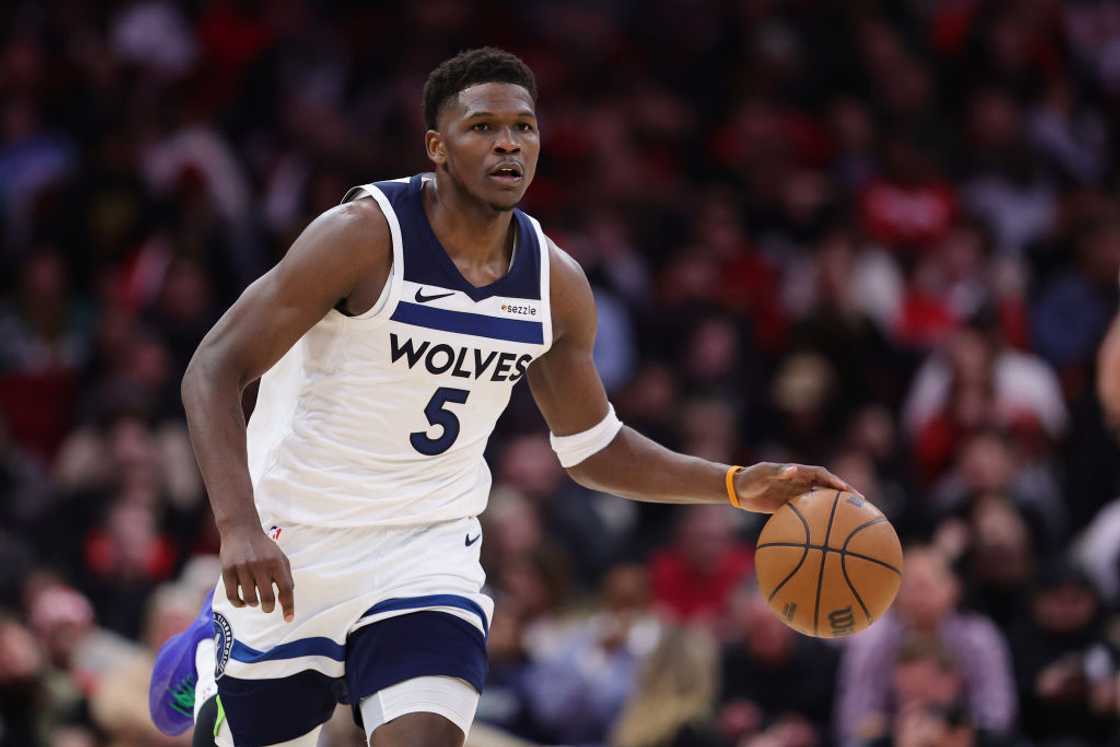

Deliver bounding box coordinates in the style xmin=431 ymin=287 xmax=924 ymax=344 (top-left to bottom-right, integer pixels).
xmin=219 ymin=526 xmax=296 ymax=622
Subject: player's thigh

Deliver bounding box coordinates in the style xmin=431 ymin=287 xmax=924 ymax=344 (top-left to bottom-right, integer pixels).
xmin=345 ymin=611 xmax=487 ymax=724
xmin=199 ymin=697 xmax=321 ymax=747
xmin=362 ymin=676 xmax=479 ymax=747
xmin=369 ymin=711 xmax=463 ymax=747
xmin=215 ymin=671 xmax=337 ymax=746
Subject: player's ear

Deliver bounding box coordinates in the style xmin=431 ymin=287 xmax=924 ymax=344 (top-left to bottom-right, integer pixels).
xmin=425 ymin=130 xmax=447 ymax=167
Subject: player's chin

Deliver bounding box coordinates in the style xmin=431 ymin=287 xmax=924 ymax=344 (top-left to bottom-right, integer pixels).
xmin=479 ymin=178 xmax=529 ymax=210
xmin=482 ymin=189 xmax=524 ymax=212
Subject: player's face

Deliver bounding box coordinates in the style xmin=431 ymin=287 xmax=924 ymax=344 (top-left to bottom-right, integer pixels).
xmin=429 ymin=82 xmax=539 ymax=212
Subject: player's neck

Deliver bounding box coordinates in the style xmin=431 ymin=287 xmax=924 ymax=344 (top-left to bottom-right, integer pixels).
xmin=424 ymin=176 xmax=515 ymax=279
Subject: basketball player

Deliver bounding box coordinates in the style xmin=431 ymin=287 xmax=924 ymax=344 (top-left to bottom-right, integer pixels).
xmin=150 ymin=47 xmax=851 ymax=747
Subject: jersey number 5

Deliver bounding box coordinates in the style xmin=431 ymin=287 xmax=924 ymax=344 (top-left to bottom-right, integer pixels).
xmin=410 ymin=387 xmax=470 ymax=455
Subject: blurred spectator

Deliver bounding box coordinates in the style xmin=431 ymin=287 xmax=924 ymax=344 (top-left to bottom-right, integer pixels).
xmin=476 ymin=602 xmax=545 ymax=743
xmin=1032 ymin=218 xmax=1120 ymax=373
xmin=1008 ymin=562 xmax=1118 ymax=746
xmin=0 ymin=97 xmax=77 ymax=244
xmin=858 ymin=636 xmax=1015 ymax=747
xmin=81 ymin=498 xmax=179 ymax=639
xmin=0 ymin=249 xmax=90 ymax=375
xmin=649 ymin=506 xmax=753 ymax=625
xmin=859 ymin=135 xmax=957 ymax=254
xmin=1027 ymin=79 xmax=1109 ymax=187
xmin=718 ymin=587 xmax=837 ymax=746
xmin=609 ymin=625 xmax=726 ymax=747
xmin=904 ymin=323 xmax=1067 ymax=480
xmin=948 ymin=495 xmax=1037 ymax=629
xmin=0 ymin=615 xmax=46 ymax=747
xmin=0 ymin=249 xmax=85 ymax=460
xmin=520 ymin=564 xmax=660 ymax=746
xmin=496 ymin=434 xmax=636 ymax=586
xmin=930 ymin=430 xmax=1065 ymax=553
xmin=88 ymin=583 xmax=198 ymax=746
xmin=787 ymin=228 xmax=905 ymax=418
xmin=837 ymin=546 xmax=1017 ymax=745
xmin=962 ymin=88 xmax=1057 ymax=258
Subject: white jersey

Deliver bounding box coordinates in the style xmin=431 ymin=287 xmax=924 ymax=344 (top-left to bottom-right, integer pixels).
xmin=246 ymin=174 xmax=553 ymax=528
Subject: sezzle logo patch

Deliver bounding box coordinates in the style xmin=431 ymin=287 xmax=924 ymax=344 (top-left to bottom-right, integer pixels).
xmin=500 ymin=303 xmax=537 ymax=317
xmin=213 ymin=611 xmax=234 ymax=679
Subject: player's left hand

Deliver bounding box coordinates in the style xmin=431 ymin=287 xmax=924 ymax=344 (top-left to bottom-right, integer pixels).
xmin=733 ymin=462 xmax=854 ymax=513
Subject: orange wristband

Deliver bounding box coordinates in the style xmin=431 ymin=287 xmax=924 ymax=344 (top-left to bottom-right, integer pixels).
xmin=726 ymin=465 xmax=743 ymax=509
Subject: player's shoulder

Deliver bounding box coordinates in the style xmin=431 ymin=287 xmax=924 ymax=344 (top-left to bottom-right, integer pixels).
xmin=323 ymin=195 xmax=391 ymax=241
xmin=274 ymin=193 xmax=392 ymax=287
xmin=544 ymin=236 xmax=590 ymax=297
xmin=297 ymin=193 xmax=392 ymax=264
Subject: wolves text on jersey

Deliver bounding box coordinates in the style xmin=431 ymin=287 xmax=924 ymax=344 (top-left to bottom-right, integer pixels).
xmin=390 ymin=333 xmax=533 ymax=382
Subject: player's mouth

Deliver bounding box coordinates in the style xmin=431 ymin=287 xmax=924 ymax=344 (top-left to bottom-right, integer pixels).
xmin=487 ymin=162 xmax=524 ymax=186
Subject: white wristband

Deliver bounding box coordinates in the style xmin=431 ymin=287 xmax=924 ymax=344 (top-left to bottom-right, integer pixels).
xmin=549 ymin=404 xmax=624 ymax=468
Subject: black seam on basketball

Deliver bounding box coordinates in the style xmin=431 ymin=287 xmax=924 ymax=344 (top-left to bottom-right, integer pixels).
xmin=842 ymin=552 xmax=900 ymax=575
xmin=840 ymin=515 xmax=894 ymax=615
xmin=813 ymin=491 xmax=841 ymax=636
xmin=835 ymin=516 xmax=891 ymax=624
xmin=760 ymin=497 xmax=814 ymax=603
xmin=839 ymin=552 xmax=871 ymax=622
xmin=755 ymin=542 xmax=902 ymax=575
xmin=840 ymin=516 xmax=888 ymax=552
xmin=765 ymin=543 xmax=811 ymax=603
xmin=787 ymin=501 xmax=812 ymax=544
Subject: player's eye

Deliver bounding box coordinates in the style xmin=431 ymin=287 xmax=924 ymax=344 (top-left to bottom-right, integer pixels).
xmin=517 ymin=122 xmax=535 ymax=132
xmin=471 ymin=123 xmax=490 ymax=132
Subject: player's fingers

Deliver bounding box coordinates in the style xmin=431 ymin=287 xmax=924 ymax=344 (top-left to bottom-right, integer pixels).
xmin=800 ymin=465 xmax=854 ymax=493
xmin=236 ymin=567 xmax=260 ymax=607
xmin=275 ymin=558 xmax=296 ymax=623
xmin=255 ymin=566 xmax=277 ymax=613
xmin=222 ymin=568 xmax=244 ymax=608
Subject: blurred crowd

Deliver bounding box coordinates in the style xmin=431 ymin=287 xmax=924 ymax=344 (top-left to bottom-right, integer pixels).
xmin=2 ymin=1 xmax=1120 ymax=746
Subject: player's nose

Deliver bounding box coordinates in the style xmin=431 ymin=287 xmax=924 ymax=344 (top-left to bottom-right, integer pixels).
xmin=493 ymin=127 xmax=520 ymax=153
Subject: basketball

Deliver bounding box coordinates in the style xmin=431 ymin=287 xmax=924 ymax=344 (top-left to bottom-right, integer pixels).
xmin=754 ymin=489 xmax=903 ymax=638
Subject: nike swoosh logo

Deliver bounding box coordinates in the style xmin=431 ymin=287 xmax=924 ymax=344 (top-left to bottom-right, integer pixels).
xmin=415 ymin=288 xmax=455 ymax=303
xmin=465 ymin=533 xmax=481 ymax=547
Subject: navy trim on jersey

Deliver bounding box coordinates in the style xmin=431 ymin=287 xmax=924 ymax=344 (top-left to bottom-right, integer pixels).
xmin=374 ymin=175 xmax=541 ymax=302
xmin=359 ymin=593 xmax=490 ymax=635
xmin=346 ymin=610 xmax=488 ymax=728
xmin=390 ymin=301 xmax=544 ymax=344
xmin=218 ymin=670 xmax=341 ymax=746
xmin=231 ymin=636 xmax=346 ymax=664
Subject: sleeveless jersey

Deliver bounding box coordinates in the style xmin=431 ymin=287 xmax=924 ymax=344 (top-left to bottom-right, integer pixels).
xmin=245 ymin=174 xmax=553 ymax=527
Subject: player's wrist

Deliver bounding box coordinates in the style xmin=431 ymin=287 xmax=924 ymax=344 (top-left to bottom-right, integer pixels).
xmin=215 ymin=511 xmax=265 ymax=538
xmin=726 ymin=465 xmax=745 ymax=509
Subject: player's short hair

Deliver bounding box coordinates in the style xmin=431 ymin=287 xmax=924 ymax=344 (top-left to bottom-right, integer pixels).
xmin=423 ymin=47 xmax=537 ymax=130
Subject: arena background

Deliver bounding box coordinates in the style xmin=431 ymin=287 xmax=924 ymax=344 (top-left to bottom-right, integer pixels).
xmin=1 ymin=1 xmax=1119 ymax=746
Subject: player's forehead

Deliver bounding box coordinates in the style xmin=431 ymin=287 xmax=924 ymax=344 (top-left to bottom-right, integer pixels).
xmin=449 ymin=82 xmax=535 ymax=121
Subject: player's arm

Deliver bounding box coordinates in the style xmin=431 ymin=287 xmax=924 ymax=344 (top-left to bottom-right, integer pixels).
xmin=527 ymin=242 xmax=851 ymax=513
xmin=182 ymin=198 xmax=391 ymax=620
xmin=1098 ymin=310 xmax=1120 ymax=434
